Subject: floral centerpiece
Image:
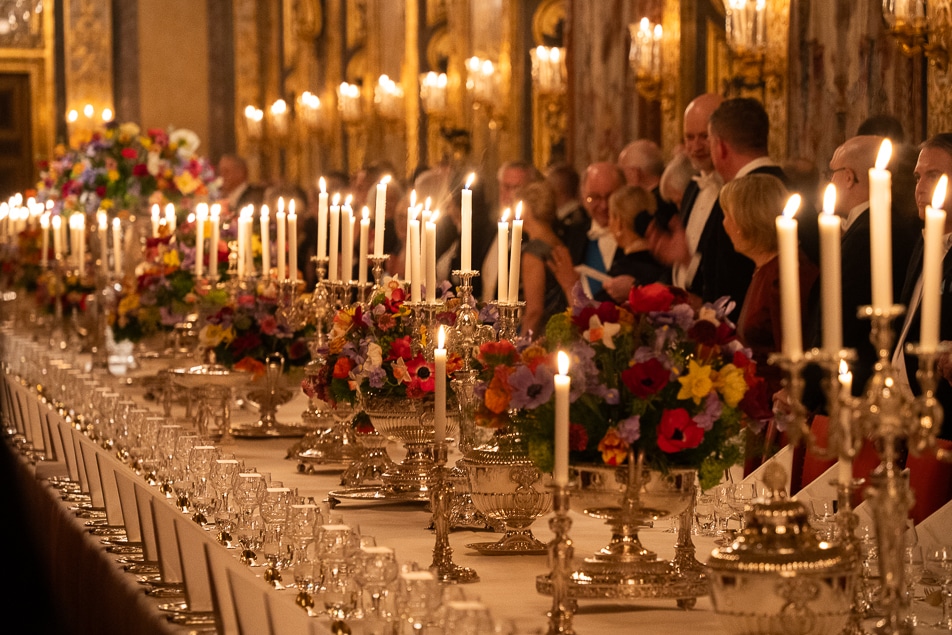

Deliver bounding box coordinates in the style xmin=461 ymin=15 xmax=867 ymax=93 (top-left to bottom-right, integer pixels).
xmin=36 ymin=121 xmax=218 ymax=216
xmin=300 ymin=278 xmax=461 ymax=409
xmin=472 ymin=283 xmax=771 ymax=490
xmin=198 ymin=283 xmax=314 ymax=377
xmin=34 ymin=267 xmax=96 ymax=315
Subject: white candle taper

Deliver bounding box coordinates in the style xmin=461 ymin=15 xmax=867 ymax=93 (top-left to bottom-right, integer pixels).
xmin=818 ymin=184 xmax=842 ymax=353
xmin=111 ymin=218 xmax=122 ymax=276
xmin=869 ymin=139 xmax=893 ymax=311
xmin=209 ymin=204 xmax=220 ymax=278
xmin=497 ymin=209 xmax=510 ymax=303
xmin=288 ymin=199 xmax=298 ymax=283
xmin=329 ymin=194 xmax=341 ymax=281
xmin=921 ymin=174 xmax=949 ymax=353
xmin=261 ymin=204 xmax=272 ymax=279
xmin=776 ymin=194 xmax=803 ymax=361
xmin=461 ymin=173 xmax=475 ymax=271
xmin=508 ymin=202 xmax=523 ymax=303
xmin=374 ymin=175 xmax=390 ymax=257
xmin=434 ymin=325 xmax=447 ymax=447
xmin=317 ymin=178 xmax=328 ymax=260
xmin=359 ymin=206 xmax=370 ymax=285
xmin=554 ymin=351 xmax=571 ymax=487
xmin=837 ymin=360 xmax=853 ymax=486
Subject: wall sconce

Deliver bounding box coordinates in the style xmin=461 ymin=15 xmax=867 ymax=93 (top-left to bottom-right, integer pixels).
xmin=297 ymin=91 xmax=322 ymax=133
xmin=337 ymin=82 xmax=363 ymax=125
xmin=65 ymin=103 xmax=113 ymax=140
xmin=374 ymin=74 xmax=404 ymax=122
xmin=465 ymin=56 xmax=499 ymax=113
xmin=628 ymin=19 xmax=662 ymax=101
xmin=723 ymin=0 xmax=768 ymax=90
xmin=268 ymin=99 xmax=290 ymax=140
xmin=420 ymin=71 xmax=448 ymax=117
xmin=244 ymin=105 xmax=264 ymax=142
xmin=883 ymin=0 xmax=950 ymax=71
xmin=530 ymin=46 xmax=566 ymax=96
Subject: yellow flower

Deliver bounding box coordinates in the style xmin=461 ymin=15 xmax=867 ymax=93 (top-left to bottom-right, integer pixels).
xmin=677 ymin=359 xmax=714 ymax=405
xmin=140 ymin=136 xmax=152 ymax=150
xmin=100 ymin=199 xmax=114 ymax=210
xmin=162 ymin=249 xmax=181 ymax=268
xmin=70 ymin=163 xmax=85 ymax=178
xmin=597 ymin=428 xmax=629 ymax=466
xmin=173 ymin=171 xmax=200 ymax=194
xmin=117 ymin=293 xmax=140 ymax=317
xmin=714 ymin=363 xmax=748 ymax=407
xmin=107 ymin=168 xmax=120 ymax=183
xmin=198 ymin=324 xmax=234 ymax=348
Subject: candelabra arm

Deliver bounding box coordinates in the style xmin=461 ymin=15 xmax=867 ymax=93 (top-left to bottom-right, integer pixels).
xmin=544 ymin=485 xmax=576 ymax=635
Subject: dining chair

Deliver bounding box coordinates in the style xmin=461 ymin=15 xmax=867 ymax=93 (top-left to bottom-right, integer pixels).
xmin=203 ymin=541 xmax=241 ymax=635
xmin=226 ymin=555 xmax=276 ymax=635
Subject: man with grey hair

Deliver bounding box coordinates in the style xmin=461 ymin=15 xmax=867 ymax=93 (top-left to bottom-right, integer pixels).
xmin=619 ymin=139 xmax=679 ymax=225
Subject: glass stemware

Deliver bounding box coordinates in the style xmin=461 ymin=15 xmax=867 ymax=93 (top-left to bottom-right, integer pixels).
xmin=902 ymin=545 xmax=924 ymax=627
xmin=354 ymin=546 xmax=399 ymax=619
xmin=694 ymin=492 xmax=716 ymax=537
xmin=926 ymin=546 xmax=952 ymax=629
xmin=261 ymin=486 xmax=292 ymax=587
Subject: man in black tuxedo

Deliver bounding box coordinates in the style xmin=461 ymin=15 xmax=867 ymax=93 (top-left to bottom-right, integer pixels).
xmin=893 ymin=133 xmax=952 ymax=439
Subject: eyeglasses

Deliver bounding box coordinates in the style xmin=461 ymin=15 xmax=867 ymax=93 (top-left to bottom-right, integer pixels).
xmin=584 ymin=193 xmax=611 ymax=205
xmin=824 ymin=166 xmax=849 ymax=180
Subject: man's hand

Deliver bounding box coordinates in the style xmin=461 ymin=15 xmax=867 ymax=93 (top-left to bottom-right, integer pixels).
xmin=646 ymin=216 xmax=691 ymax=267
xmin=602 ymin=275 xmax=634 ymax=303
xmin=547 ymin=245 xmax=580 ymax=296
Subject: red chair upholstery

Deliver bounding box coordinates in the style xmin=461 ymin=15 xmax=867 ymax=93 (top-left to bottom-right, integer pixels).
xmin=792 ymin=415 xmax=837 ymax=494
xmin=907 ymin=439 xmax=952 ymax=524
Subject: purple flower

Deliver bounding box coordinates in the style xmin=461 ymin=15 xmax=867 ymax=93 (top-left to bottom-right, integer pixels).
xmin=603 ymin=388 xmax=620 ymax=405
xmin=508 ymin=364 xmax=555 ymax=410
xmin=692 ymin=392 xmax=723 ymax=431
xmin=367 ymin=366 xmax=387 ymax=389
xmin=478 ymin=303 xmax=498 ymax=325
xmin=617 ymin=415 xmax=641 ymax=444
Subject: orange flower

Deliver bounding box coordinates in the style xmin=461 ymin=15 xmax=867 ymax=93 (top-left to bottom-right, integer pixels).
xmin=597 ymin=427 xmax=629 ymax=465
xmin=484 ymin=366 xmax=513 ymax=415
xmin=234 ymin=356 xmax=266 ymax=379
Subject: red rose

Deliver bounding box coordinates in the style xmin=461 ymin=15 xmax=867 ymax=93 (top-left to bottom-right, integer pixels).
xmin=572 ymin=301 xmax=620 ymax=330
xmin=620 ymin=358 xmax=670 ymax=398
xmin=657 ymin=408 xmax=704 ymax=453
xmin=333 ymin=357 xmax=352 ymax=379
xmin=628 ymin=283 xmax=675 ymax=313
xmin=121 ymin=147 xmax=138 ymax=159
xmin=132 ymin=163 xmax=149 ymax=176
xmin=387 ymin=336 xmax=413 ymax=361
xmin=568 ymin=423 xmax=589 ymax=452
xmin=96 ymin=185 xmax=107 ymax=198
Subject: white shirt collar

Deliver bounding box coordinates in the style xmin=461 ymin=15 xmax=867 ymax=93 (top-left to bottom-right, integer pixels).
xmin=734 ymin=156 xmax=777 ymax=180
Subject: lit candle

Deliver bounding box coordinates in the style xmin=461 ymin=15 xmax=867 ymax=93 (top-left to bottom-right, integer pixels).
xmin=151 ymin=204 xmax=160 ymax=237
xmin=276 ymin=203 xmax=286 ymax=280
xmin=342 ymin=200 xmax=355 ymax=282
xmin=288 ymin=199 xmax=298 ymax=283
xmin=461 ymin=174 xmax=475 ymax=271
xmin=165 ymin=203 xmax=176 ymax=235
xmin=497 ymin=209 xmax=510 ymax=303
xmin=818 ymin=184 xmax=842 ymax=353
xmin=374 ymin=175 xmax=390 ymax=257
xmin=237 ymin=208 xmax=247 ymax=278
xmin=195 ymin=203 xmax=207 ymax=278
xmin=434 ymin=326 xmax=447 ymax=447
xmin=409 ymin=208 xmax=421 ymax=302
xmin=837 ymin=360 xmax=853 ymax=486
xmin=51 ymin=215 xmax=62 ymax=259
xmin=405 ymin=191 xmax=417 ymax=283
xmin=425 ymin=211 xmax=438 ymax=303
xmin=329 ymin=193 xmax=341 ymax=281
xmin=209 ymin=204 xmax=220 ymax=278
xmin=869 ymin=139 xmax=893 ymax=311
xmin=921 ymin=174 xmax=949 ymax=353
xmin=317 ymin=178 xmax=328 ymax=260
xmin=97 ymin=211 xmax=108 ymax=275
xmin=261 ymin=204 xmax=272 ymax=278
xmin=358 ymin=206 xmax=370 ymax=285
xmin=72 ymin=214 xmax=86 ymax=272
xmin=111 ymin=218 xmax=122 ymax=276
xmin=40 ymin=213 xmax=49 ymax=268
xmin=554 ymin=351 xmax=571 ymax=487
xmin=508 ymin=202 xmax=524 ymax=303
xmin=776 ymin=194 xmax=803 ymax=360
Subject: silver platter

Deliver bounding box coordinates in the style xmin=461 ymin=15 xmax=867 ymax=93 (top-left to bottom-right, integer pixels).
xmin=465 ymin=541 xmax=547 ymax=556
xmin=327 ymin=485 xmax=429 ymax=504
xmin=536 ymin=559 xmax=708 ymax=604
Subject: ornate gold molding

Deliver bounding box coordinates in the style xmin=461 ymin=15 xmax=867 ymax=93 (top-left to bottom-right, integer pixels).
xmin=929 ymin=0 xmax=952 ymax=135
xmin=233 ymin=0 xmax=261 ymax=177
xmin=63 ymin=0 xmax=113 ymax=113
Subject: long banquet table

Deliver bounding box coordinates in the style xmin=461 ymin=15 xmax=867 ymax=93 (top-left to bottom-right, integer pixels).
xmin=1 ymin=326 xmax=943 ymax=635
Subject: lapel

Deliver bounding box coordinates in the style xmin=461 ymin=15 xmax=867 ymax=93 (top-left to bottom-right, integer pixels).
xmin=679 ymin=181 xmax=701 ymax=224
xmin=900 ymin=237 xmax=925 ymax=307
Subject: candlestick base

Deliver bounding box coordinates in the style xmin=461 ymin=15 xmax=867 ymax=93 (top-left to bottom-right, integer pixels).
xmin=428 ymin=443 xmax=479 ymax=584
xmin=542 ymin=485 xmax=577 ymax=635
xmin=494 ymin=301 xmax=525 ymax=341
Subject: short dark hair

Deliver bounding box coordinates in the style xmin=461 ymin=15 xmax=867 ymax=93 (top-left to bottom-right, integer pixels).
xmin=545 ymin=162 xmax=580 ymax=198
xmin=857 ymin=114 xmax=905 ymax=144
xmin=709 ymin=97 xmax=769 ymax=154
xmin=920 ymin=132 xmax=952 ymax=157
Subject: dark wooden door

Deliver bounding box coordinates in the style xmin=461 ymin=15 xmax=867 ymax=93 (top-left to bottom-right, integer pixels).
xmin=0 ymin=73 xmax=33 ymax=198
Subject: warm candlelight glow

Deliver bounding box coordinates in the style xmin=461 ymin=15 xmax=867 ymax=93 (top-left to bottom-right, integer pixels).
xmin=875 ymin=138 xmax=892 ymax=170
xmin=380 ymin=174 xmax=392 ymax=186
xmin=438 ymin=325 xmax=446 ymax=350
xmin=822 ymin=183 xmax=836 ymax=216
xmin=932 ymin=174 xmax=949 ymax=209
xmin=782 ymin=194 xmax=802 ymax=219
xmin=501 ymin=208 xmax=511 ymax=222
xmin=466 ymin=173 xmax=476 ymax=189
xmin=362 ymin=206 xmax=370 ymax=221
xmin=838 ymin=359 xmax=850 ymax=380
xmin=333 ymin=192 xmax=341 ymax=206
xmin=558 ymin=350 xmax=570 ymax=376
xmin=410 ymin=190 xmax=417 ymax=207
xmin=319 ymin=177 xmax=327 ymax=193
xmin=515 ymin=201 xmax=523 ymax=220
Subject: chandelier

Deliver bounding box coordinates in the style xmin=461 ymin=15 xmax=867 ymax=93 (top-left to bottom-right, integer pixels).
xmin=628 ymin=18 xmax=662 ymax=101
xmin=882 ymin=0 xmax=950 ymax=71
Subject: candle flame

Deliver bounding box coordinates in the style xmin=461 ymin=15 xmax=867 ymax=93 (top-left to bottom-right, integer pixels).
xmin=380 ymin=175 xmax=391 ymax=186
xmin=40 ymin=213 xmax=49 ymax=228
xmin=97 ymin=210 xmax=107 ymax=230
xmin=362 ymin=206 xmax=370 ymax=220
xmin=410 ymin=190 xmax=417 ymax=207
xmin=151 ymin=204 xmax=159 ymax=217
xmin=932 ymin=174 xmax=949 ymax=210
xmin=501 ymin=208 xmax=511 ymax=223
xmin=875 ymin=139 xmax=892 ymax=171
xmin=52 ymin=215 xmax=61 ymax=229
xmin=112 ymin=217 xmax=121 ymax=229
xmin=211 ymin=203 xmax=221 ymax=218
xmin=558 ymin=350 xmax=570 ymax=376
xmin=261 ymin=204 xmax=270 ymax=218
xmin=782 ymin=194 xmax=801 ymax=219
xmin=289 ymin=199 xmax=295 ymax=216
xmin=838 ymin=359 xmax=850 ymax=377
xmin=515 ymin=201 xmax=523 ymax=220
xmin=319 ymin=177 xmax=326 ymax=193
xmin=345 ymin=194 xmax=353 ymax=206
xmin=333 ymin=192 xmax=341 ymax=205
xmin=437 ymin=325 xmax=446 ymax=350
xmin=465 ymin=173 xmax=475 ymax=189
xmin=278 ymin=197 xmax=285 ymax=214
xmin=430 ymin=210 xmax=441 ymax=224
xmin=822 ymin=183 xmax=836 ymax=216
xmin=424 ymin=196 xmax=432 ymax=211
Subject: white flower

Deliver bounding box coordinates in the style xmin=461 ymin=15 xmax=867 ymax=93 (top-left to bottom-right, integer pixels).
xmin=169 ymin=128 xmax=201 ymax=158
xmin=118 ymin=122 xmax=140 ymax=139
xmin=147 ymin=151 xmax=162 ymax=176
xmin=583 ymin=315 xmax=621 ymax=350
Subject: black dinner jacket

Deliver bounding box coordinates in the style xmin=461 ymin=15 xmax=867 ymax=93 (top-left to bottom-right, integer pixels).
xmin=897 ymin=236 xmax=952 ymax=439
xmin=837 ymin=208 xmax=875 ymax=389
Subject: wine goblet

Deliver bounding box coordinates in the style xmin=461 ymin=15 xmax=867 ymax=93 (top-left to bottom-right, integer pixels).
xmin=926 ymin=546 xmax=952 ymax=629
xmin=354 ymin=546 xmax=399 ymax=619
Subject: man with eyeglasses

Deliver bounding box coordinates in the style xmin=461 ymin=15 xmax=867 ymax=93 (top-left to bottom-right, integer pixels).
xmin=553 ymin=161 xmax=625 ymax=298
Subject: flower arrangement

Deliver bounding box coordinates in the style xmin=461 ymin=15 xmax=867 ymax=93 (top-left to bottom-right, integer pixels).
xmin=34 ymin=268 xmax=96 ymax=315
xmin=108 ymin=234 xmax=202 ymax=343
xmin=198 ymin=284 xmax=314 ymax=377
xmin=36 ymin=121 xmax=218 ymax=216
xmin=300 ymin=278 xmax=461 ymax=408
xmin=472 ymin=283 xmax=771 ymax=490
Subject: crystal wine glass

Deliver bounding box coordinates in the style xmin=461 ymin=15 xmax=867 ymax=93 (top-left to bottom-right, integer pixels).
xmin=926 ymin=546 xmax=952 ymax=629
xmin=354 ymin=546 xmax=399 ymax=619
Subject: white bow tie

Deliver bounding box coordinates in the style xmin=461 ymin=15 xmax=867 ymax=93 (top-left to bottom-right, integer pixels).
xmin=692 ymin=171 xmax=723 ymax=191
xmin=587 ymin=222 xmax=611 ymax=241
